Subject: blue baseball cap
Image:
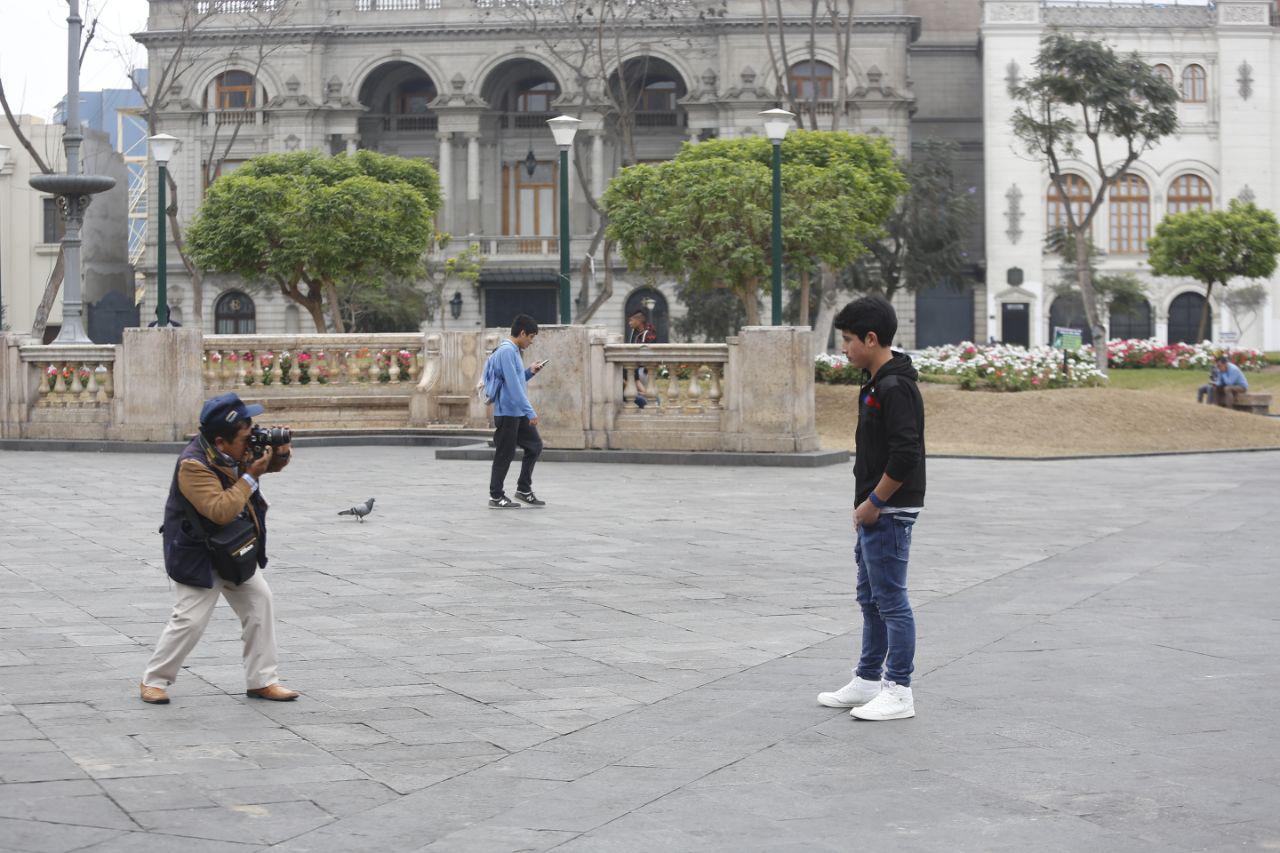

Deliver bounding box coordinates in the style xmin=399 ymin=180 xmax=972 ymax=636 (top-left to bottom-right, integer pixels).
xmin=199 ymin=393 xmax=264 ymax=430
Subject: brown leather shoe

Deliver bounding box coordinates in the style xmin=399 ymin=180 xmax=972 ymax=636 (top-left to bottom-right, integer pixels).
xmin=139 ymin=683 xmax=169 ymax=705
xmin=246 ymin=684 xmax=299 ymax=701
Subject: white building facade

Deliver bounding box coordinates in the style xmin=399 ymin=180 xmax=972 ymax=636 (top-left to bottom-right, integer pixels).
xmin=135 ymin=0 xmax=921 ymax=339
xmin=981 ymin=0 xmax=1280 ymax=350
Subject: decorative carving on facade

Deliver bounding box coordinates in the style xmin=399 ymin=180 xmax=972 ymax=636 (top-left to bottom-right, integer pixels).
xmin=1042 ymin=5 xmax=1213 ymax=27
xmin=1005 ymin=184 xmax=1024 ymax=244
xmin=284 ymin=134 xmax=300 ymax=151
xmin=1238 ymin=60 xmax=1254 ymax=100
xmin=1005 ymin=61 xmax=1020 ymax=94
xmin=724 ymin=66 xmax=771 ymax=102
xmin=1238 ymin=185 xmax=1256 ymax=204
xmin=986 ymin=3 xmax=1038 ymax=24
xmin=1221 ymin=4 xmax=1269 ymax=24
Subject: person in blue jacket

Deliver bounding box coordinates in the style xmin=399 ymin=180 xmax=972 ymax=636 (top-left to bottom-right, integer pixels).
xmin=483 ymin=314 xmax=548 ymax=508
xmin=1211 ymin=354 xmax=1249 ymax=407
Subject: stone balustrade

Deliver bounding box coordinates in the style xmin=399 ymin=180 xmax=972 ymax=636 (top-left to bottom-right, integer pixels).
xmin=20 ymin=345 xmax=117 ymax=409
xmin=603 ymin=343 xmax=729 ymax=417
xmin=203 ymin=334 xmax=425 ymax=392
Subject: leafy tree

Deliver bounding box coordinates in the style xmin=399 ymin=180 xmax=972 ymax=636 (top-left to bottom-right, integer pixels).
xmin=423 ymin=236 xmax=486 ymax=330
xmin=1009 ymin=34 xmax=1178 ymax=369
xmin=1046 ymin=230 xmax=1148 ymax=340
xmin=337 ymin=275 xmax=431 ymax=333
xmin=847 ymin=138 xmax=977 ymax=303
xmin=604 ymin=129 xmax=903 ymax=332
xmin=1224 ymin=282 xmax=1269 ymax=339
xmin=1148 ymin=200 xmax=1280 ymax=342
xmin=671 ymin=280 xmax=746 ymax=342
xmin=187 ymin=151 xmax=439 ymax=332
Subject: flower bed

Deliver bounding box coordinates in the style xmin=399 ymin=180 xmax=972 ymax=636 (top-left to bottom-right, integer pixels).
xmin=915 ymin=343 xmax=1106 ymax=392
xmin=1098 ymin=339 xmax=1266 ymax=371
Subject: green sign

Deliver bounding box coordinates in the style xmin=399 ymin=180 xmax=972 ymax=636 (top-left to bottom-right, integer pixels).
xmin=1053 ymin=326 xmax=1084 ymax=352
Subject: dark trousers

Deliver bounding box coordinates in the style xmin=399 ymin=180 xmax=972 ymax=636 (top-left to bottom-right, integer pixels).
xmin=490 ymin=416 xmax=542 ymax=499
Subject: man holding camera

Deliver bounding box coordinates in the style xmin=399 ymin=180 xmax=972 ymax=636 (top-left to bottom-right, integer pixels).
xmin=140 ymin=393 xmax=298 ymax=705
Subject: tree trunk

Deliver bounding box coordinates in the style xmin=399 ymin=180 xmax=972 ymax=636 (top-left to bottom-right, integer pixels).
xmin=798 ymin=266 xmax=811 ymax=326
xmin=811 ymin=263 xmax=840 ymax=359
xmin=324 ymin=280 xmax=345 ymax=333
xmin=303 ymin=298 xmax=327 ymax=333
xmin=740 ymin=281 xmax=762 ymax=327
xmin=30 ymin=249 xmax=66 ymax=341
xmin=1196 ymin=281 xmax=1215 ymax=343
xmin=1073 ymin=229 xmax=1107 ymax=372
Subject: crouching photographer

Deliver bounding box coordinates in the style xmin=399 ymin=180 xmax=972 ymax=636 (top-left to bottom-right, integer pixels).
xmin=140 ymin=393 xmax=298 ymax=705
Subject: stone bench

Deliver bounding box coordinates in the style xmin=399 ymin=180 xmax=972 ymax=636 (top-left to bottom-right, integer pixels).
xmin=1231 ymin=392 xmax=1273 ymax=416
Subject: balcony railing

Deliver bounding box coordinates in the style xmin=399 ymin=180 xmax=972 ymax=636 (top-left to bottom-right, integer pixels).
xmin=356 ymin=0 xmax=441 ymax=9
xmin=202 ymin=109 xmax=267 ymax=127
xmin=501 ymin=112 xmax=555 ymax=130
xmin=196 ymin=0 xmax=282 ymax=12
xmin=375 ymin=114 xmax=439 ymax=132
xmin=632 ymin=110 xmax=685 ymax=128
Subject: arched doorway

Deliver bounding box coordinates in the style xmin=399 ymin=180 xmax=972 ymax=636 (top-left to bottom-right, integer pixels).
xmin=623 ymin=287 xmax=669 ymax=342
xmin=1109 ymin=299 xmax=1152 ymax=340
xmin=608 ymin=57 xmax=689 ymax=138
xmin=1047 ymin=295 xmax=1093 ymax=346
xmin=481 ymin=59 xmax=563 ymax=241
xmin=215 ymin=291 xmax=256 ymax=334
xmin=1168 ymin=292 xmax=1211 ymax=344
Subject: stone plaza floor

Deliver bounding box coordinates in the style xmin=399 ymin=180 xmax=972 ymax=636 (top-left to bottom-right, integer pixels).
xmin=1 ymin=446 xmax=1278 ymax=852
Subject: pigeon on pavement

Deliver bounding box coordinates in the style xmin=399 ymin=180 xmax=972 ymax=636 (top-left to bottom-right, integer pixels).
xmin=338 ymin=497 xmax=375 ymax=522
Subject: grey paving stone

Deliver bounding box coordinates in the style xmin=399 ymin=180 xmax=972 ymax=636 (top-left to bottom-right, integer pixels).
xmin=3 ymin=448 xmax=1279 ymax=851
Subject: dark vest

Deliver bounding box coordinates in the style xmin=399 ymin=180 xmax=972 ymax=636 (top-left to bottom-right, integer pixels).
xmin=161 ymin=437 xmax=270 ymax=588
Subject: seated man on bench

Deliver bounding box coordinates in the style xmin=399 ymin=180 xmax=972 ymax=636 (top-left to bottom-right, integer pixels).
xmin=1211 ymin=355 xmax=1249 ymax=408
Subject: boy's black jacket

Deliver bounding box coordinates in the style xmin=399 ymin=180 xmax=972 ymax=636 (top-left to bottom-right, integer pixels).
xmin=854 ymin=352 xmax=926 ymax=508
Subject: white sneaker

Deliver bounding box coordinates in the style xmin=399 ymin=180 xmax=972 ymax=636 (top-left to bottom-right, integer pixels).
xmin=850 ymin=681 xmax=914 ymax=720
xmin=817 ymin=676 xmax=883 ymax=708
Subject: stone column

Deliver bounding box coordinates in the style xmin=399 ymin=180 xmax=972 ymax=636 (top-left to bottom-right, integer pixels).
xmin=726 ymin=326 xmax=818 ymax=453
xmin=524 ymin=325 xmax=592 ymax=449
xmin=466 ymin=132 xmax=481 ymax=234
xmin=591 ymin=131 xmax=605 ymax=201
xmin=436 ymin=131 xmax=453 ymax=232
xmin=113 ymin=327 xmax=204 ymax=442
xmin=0 ymin=334 xmax=23 ymax=439
xmin=346 ymin=135 xmax=359 ymax=155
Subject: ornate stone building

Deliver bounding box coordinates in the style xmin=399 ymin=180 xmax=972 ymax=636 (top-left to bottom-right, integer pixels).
xmin=982 ymin=0 xmax=1280 ymax=349
xmin=136 ymin=0 xmax=920 ymax=339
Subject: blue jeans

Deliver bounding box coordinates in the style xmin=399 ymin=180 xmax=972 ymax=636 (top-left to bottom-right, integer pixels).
xmin=855 ymin=514 xmax=917 ymax=687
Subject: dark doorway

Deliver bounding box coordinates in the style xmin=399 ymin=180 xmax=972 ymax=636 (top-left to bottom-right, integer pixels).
xmin=215 ymin=290 xmax=256 ymax=334
xmin=1109 ymin=300 xmax=1153 ymax=340
xmin=1168 ymin=292 xmax=1210 ymax=344
xmin=87 ymin=290 xmax=139 ymax=344
xmin=1047 ymin=295 xmax=1094 ymax=346
xmin=915 ymin=281 xmax=974 ymax=346
xmin=483 ymin=283 xmax=558 ymax=328
xmin=623 ymin=287 xmax=669 ymax=342
xmin=1001 ymin=302 xmax=1030 ymax=347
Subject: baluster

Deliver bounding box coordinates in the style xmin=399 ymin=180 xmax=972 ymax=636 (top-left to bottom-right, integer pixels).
xmin=644 ymin=362 xmax=660 ymax=410
xmin=706 ymin=363 xmax=723 ymax=409
xmin=103 ymin=362 xmax=115 ymax=400
xmin=271 ymin=353 xmax=285 ymax=386
xmin=94 ymin=364 xmax=111 ymax=403
xmin=52 ymin=362 xmax=69 ymax=405
xmin=235 ymin=352 xmax=248 ymax=387
xmin=347 ymin=352 xmax=361 ymax=383
xmin=78 ymin=362 xmax=94 ymax=404
xmin=37 ymin=363 xmax=52 ymax=406
xmin=202 ymin=352 xmax=216 ymax=387
xmin=687 ymin=365 xmax=703 ymax=411
xmin=622 ymin=366 xmax=636 ymax=406
xmin=665 ymin=365 xmax=681 ymax=409
xmin=288 ymin=353 xmax=302 ymax=385
xmin=85 ymin=362 xmax=101 ymax=403
xmin=219 ymin=351 xmax=234 ymax=388
xmin=389 ymin=352 xmax=402 ymax=383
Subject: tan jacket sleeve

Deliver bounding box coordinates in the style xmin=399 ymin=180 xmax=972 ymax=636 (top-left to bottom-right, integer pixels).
xmin=177 ymin=459 xmax=253 ymax=526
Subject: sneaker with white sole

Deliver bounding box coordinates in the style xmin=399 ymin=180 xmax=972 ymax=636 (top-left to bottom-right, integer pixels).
xmin=850 ymin=681 xmax=914 ymax=720
xmin=817 ymin=676 xmax=883 ymax=708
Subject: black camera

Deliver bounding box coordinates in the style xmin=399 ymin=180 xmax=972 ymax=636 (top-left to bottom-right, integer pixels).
xmin=248 ymin=425 xmax=292 ymax=459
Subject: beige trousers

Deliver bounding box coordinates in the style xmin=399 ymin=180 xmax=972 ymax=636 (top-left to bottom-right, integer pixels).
xmin=142 ymin=571 xmax=279 ymax=690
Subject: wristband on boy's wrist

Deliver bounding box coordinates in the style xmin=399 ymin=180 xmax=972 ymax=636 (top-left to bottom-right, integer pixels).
xmin=868 ymin=492 xmax=886 ymax=509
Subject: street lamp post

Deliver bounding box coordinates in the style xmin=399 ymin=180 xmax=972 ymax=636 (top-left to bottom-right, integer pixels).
xmin=147 ymin=134 xmax=181 ymax=327
xmin=0 ymin=144 xmax=10 ymax=330
xmin=760 ymin=108 xmax=794 ymax=325
xmin=547 ymin=115 xmax=581 ymax=325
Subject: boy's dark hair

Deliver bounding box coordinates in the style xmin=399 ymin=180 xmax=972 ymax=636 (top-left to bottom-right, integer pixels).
xmin=834 ymin=295 xmax=897 ymax=347
xmin=629 ymin=307 xmax=648 ymax=320
xmin=1215 ymin=354 xmax=1230 ymax=365
xmin=511 ymin=314 xmax=539 ymax=337
xmin=202 ymin=417 xmax=249 ymax=446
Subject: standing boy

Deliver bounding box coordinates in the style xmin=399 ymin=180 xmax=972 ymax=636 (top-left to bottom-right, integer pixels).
xmin=484 ymin=314 xmax=547 ymax=508
xmin=626 ymin=308 xmax=658 ymax=407
xmin=818 ymin=295 xmax=926 ymax=721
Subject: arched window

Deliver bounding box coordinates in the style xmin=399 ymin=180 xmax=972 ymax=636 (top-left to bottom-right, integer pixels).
xmin=1047 ymin=175 xmax=1092 ymax=234
xmin=1167 ymin=174 xmax=1213 ymax=215
xmin=1109 ymin=173 xmax=1151 ymax=254
xmin=1048 ymin=296 xmax=1094 ymax=346
xmin=638 ymin=79 xmax=677 ymax=112
xmin=215 ymin=70 xmax=255 ymax=111
xmin=513 ymin=79 xmax=557 ymax=113
xmin=215 ymin=291 xmax=256 ymax=335
xmin=1153 ymin=64 xmax=1174 ymax=86
xmin=1181 ymin=64 xmax=1207 ymax=103
xmin=788 ymin=61 xmax=835 ymax=101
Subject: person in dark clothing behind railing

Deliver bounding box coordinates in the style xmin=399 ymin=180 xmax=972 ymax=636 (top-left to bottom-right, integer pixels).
xmin=626 ymin=308 xmax=658 ymax=408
